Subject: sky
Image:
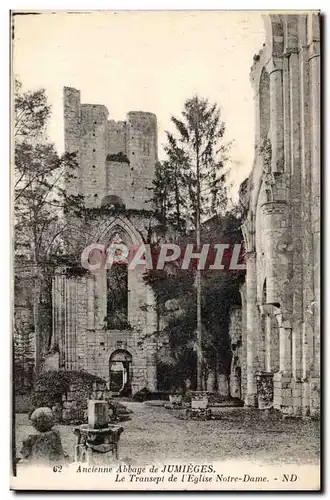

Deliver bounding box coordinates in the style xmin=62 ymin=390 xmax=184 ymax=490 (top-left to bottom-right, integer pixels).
xmin=13 ymin=11 xmax=265 ymax=199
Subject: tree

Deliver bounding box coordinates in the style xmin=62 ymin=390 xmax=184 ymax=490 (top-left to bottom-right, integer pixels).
xmin=143 ymin=209 xmax=245 ymax=393
xmin=14 ymin=78 xmax=83 ymax=375
xmin=162 ymin=96 xmax=230 ymax=389
xmin=14 ymin=77 xmax=51 ymax=141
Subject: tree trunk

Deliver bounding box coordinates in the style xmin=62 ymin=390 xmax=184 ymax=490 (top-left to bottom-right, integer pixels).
xmin=174 ymin=165 xmax=182 ymax=231
xmin=33 ymin=271 xmax=42 ymax=377
xmin=195 ymin=130 xmax=203 ymax=391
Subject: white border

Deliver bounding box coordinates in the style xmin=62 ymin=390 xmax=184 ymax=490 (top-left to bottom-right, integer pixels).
xmin=2 ymin=3 xmax=328 ymax=498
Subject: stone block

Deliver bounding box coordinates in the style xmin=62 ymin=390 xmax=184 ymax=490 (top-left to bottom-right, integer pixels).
xmin=88 ymin=400 xmax=109 ymax=429
xmin=281 ymin=388 xmax=293 ymax=399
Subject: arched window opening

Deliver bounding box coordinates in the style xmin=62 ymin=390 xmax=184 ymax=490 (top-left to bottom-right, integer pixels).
xmin=106 ymin=262 xmax=128 ymax=330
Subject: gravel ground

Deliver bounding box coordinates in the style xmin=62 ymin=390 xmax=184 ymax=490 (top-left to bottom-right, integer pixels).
xmin=14 ymin=402 xmax=320 ymax=466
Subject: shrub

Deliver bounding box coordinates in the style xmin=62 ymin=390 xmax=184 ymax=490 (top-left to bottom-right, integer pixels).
xmin=15 ymin=393 xmax=32 ymax=413
xmin=35 ymin=371 xmax=69 ymax=402
xmin=132 ymin=387 xmax=152 ymax=402
xmin=29 ymin=370 xmax=106 ymax=416
xmin=109 ymin=401 xmax=133 ymax=422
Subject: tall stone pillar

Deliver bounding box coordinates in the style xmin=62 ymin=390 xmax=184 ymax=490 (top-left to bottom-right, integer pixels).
xmin=289 ymin=48 xmax=303 ymax=385
xmin=309 ymin=14 xmax=320 ymax=375
xmin=52 ymin=271 xmax=66 ymax=369
xmin=308 ymin=13 xmax=320 ymax=418
xmin=145 ymin=285 xmax=158 ymax=391
xmin=298 ymin=16 xmax=314 ymax=415
xmin=273 ymin=309 xmax=293 ymax=414
xmin=279 ymin=321 xmax=292 ymax=374
xmin=64 ymin=278 xmax=71 ymax=370
xmin=265 ymin=315 xmax=272 ymax=372
xmin=266 ymin=57 xmax=284 ymax=172
xmin=239 ymin=284 xmax=247 ymax=401
xmin=64 ymin=279 xmax=78 ymax=371
xmin=245 ymin=251 xmax=258 ymax=407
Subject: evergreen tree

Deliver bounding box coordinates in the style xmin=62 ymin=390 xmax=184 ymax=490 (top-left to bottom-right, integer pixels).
xmin=164 ymin=96 xmax=230 ymax=388
xmin=158 ymin=96 xmax=230 ymax=232
xmin=147 ymin=96 xmax=245 ymax=393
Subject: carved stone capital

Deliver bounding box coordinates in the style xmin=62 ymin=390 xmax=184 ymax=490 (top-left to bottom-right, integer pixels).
xmin=260 ymin=200 xmax=288 ymax=215
xmin=308 ymin=40 xmax=320 ymax=60
xmin=259 ymin=303 xmax=281 ymax=318
xmin=265 ymin=57 xmax=283 ymax=75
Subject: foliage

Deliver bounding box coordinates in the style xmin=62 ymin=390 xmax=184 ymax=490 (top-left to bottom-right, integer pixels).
xmin=259 ymin=137 xmax=272 ymax=172
xmin=256 ymin=372 xmax=274 ymax=409
xmin=29 ymin=370 xmax=106 ymax=415
xmin=103 ymin=315 xmax=132 ymax=331
xmin=152 ymin=96 xmax=230 ymax=233
xmin=132 ymin=387 xmax=152 ymax=402
xmin=146 ymin=95 xmax=239 ymax=391
xmin=144 ymin=210 xmax=245 ymax=391
xmin=14 ymin=78 xmax=51 ymax=140
xmin=106 ymin=152 xmax=130 ymax=163
xmin=106 ymin=263 xmax=129 ymax=330
xmin=14 ymin=78 xmax=87 ymax=372
xmin=157 ymin=355 xmax=197 ymax=393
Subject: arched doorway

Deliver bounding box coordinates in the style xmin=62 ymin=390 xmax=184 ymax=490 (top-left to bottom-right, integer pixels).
xmin=109 ymin=350 xmax=132 ymax=396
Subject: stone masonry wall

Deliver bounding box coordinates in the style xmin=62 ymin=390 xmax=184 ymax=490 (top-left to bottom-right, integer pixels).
xmin=58 ymin=89 xmax=161 ymax=394
xmin=240 ymin=13 xmax=320 ymax=417
xmin=52 ymin=270 xmax=158 ymax=394
xmin=63 ymin=87 xmax=158 ymax=210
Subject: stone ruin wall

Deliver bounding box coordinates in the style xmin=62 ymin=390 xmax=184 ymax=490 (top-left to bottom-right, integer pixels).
xmin=49 ymin=89 xmax=160 ymax=394
xmin=240 ymin=13 xmax=320 ymax=417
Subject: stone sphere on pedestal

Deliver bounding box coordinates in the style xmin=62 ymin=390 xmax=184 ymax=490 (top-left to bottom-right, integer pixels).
xmin=30 ymin=407 xmax=55 ymax=432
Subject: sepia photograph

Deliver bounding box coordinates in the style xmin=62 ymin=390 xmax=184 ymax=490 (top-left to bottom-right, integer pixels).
xmin=10 ymin=9 xmax=320 ymax=491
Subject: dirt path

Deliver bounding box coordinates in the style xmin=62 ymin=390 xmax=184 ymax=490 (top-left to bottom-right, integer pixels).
xmin=15 ymin=402 xmax=320 ymax=466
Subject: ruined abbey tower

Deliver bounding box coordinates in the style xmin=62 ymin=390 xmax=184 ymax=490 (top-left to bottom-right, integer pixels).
xmin=63 ymin=87 xmax=158 ymax=210
xmin=50 ymin=87 xmax=161 ymax=395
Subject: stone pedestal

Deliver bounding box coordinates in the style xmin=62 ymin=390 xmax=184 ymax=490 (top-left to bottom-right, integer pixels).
xmin=88 ymin=400 xmax=109 ymax=429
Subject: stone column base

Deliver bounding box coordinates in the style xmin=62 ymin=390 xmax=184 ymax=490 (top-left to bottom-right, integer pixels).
xmin=273 ymin=372 xmax=293 ymax=415
xmin=230 ymin=374 xmax=241 ymax=399
xmin=244 ymin=394 xmax=257 ymax=407
xmin=290 ymin=379 xmax=303 ymax=417
xmin=309 ymin=376 xmax=320 ymax=419
xmin=302 ymin=380 xmax=311 ymax=417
